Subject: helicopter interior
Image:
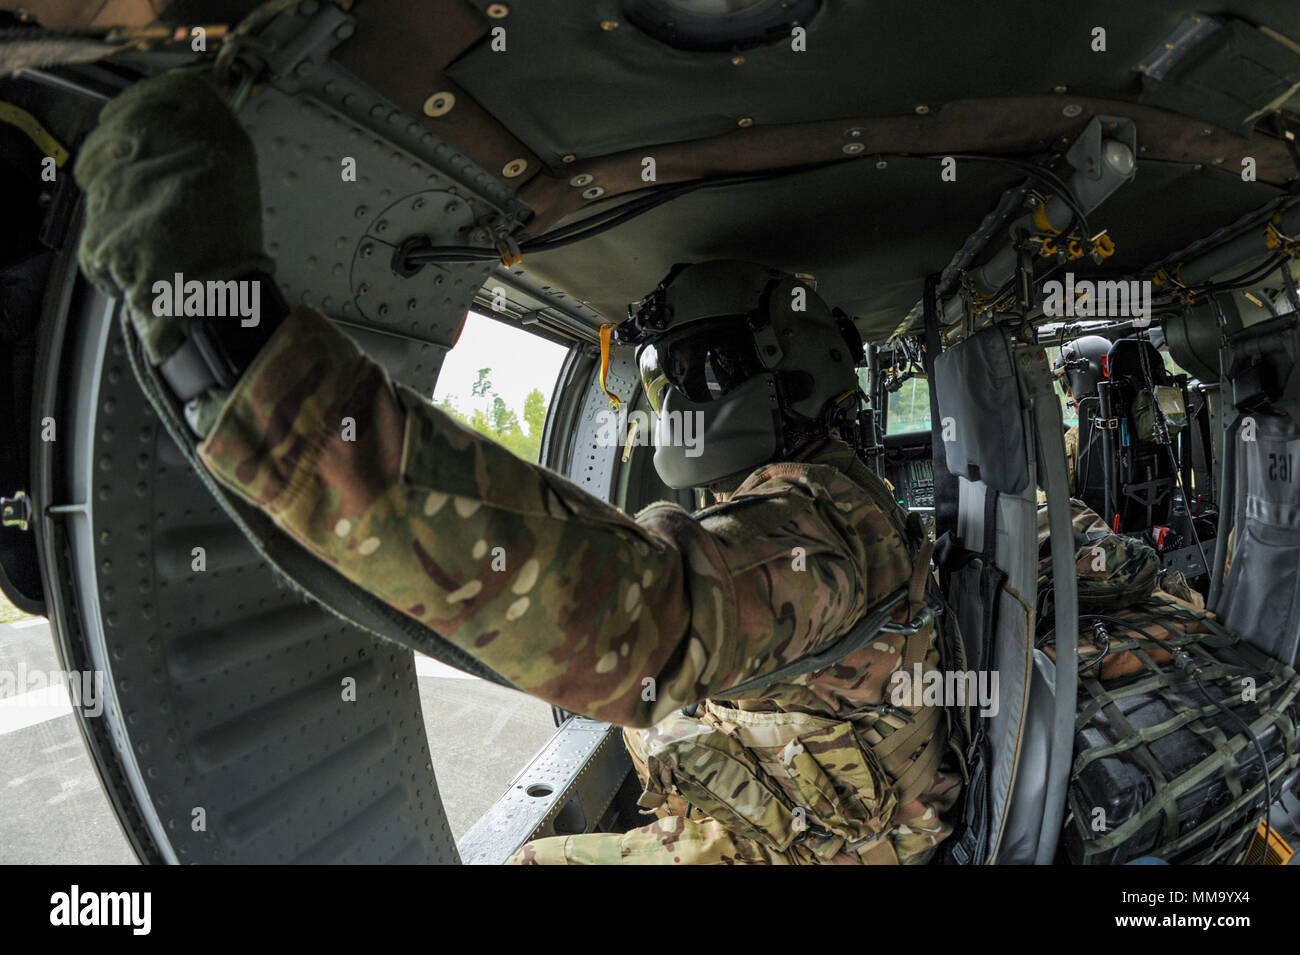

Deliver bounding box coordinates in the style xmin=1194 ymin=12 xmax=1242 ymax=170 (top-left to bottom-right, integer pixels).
xmin=3 ymin=0 xmax=1300 ymax=865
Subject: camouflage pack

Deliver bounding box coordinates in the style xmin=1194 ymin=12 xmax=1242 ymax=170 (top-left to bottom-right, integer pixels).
xmin=1036 ymin=500 xmax=1160 ymax=619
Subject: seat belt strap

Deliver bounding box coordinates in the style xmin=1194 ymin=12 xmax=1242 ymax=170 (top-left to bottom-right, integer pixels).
xmin=922 ymin=274 xmax=959 ymax=546
xmin=714 ymin=588 xmax=921 ymax=698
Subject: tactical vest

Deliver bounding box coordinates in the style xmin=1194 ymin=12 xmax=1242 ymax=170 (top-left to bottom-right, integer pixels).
xmin=633 ymin=685 xmax=950 ymax=864
xmin=628 ymin=442 xmax=964 ymax=865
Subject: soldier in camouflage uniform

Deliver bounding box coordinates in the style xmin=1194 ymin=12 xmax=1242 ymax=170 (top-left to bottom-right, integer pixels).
xmin=1063 ymin=424 xmax=1079 ymax=498
xmin=74 ymin=73 xmax=962 ymax=865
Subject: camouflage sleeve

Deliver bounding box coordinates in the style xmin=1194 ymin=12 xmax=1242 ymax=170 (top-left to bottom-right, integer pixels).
xmin=1036 ymin=500 xmax=1159 ymax=614
xmin=1063 ymin=424 xmax=1078 ymax=497
xmin=197 ymin=307 xmax=912 ymax=727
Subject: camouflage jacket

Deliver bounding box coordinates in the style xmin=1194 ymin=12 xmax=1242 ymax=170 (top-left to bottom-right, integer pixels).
xmin=197 ymin=307 xmax=960 ymax=863
xmin=1064 ymin=424 xmax=1079 ymax=497
xmin=1034 ymin=498 xmax=1200 ymax=618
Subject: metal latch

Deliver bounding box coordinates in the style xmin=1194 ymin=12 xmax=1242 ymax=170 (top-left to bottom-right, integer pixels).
xmin=877 ymin=593 xmax=944 ymax=637
xmin=1 ymin=490 xmax=32 ymax=531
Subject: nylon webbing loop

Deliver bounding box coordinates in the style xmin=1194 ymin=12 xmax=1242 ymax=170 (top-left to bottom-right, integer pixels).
xmin=713 ymin=588 xmax=915 ymax=698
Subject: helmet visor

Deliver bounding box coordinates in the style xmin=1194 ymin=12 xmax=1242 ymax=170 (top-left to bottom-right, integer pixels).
xmin=637 ymin=318 xmax=763 ymax=413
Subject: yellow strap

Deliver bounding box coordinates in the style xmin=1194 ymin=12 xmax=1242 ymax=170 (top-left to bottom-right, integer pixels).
xmin=1033 ymin=197 xmax=1062 ymax=235
xmin=0 ymin=101 xmax=69 ymax=167
xmin=598 ymin=323 xmax=622 ymax=410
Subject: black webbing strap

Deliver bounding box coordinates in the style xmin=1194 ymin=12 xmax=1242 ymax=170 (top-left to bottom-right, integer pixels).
xmin=713 ymin=588 xmax=917 ymax=699
xmin=946 ymin=490 xmax=1003 ymax=866
xmin=922 ymin=274 xmax=959 ymax=545
xmin=157 ymin=271 xmax=290 ymax=403
xmin=978 ymin=488 xmax=1006 ymax=668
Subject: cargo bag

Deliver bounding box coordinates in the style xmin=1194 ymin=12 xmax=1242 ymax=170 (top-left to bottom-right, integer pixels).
xmin=1052 ymin=600 xmax=1300 ymax=864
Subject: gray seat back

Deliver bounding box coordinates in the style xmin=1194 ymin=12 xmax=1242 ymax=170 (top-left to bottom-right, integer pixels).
xmin=1215 ymin=320 xmax=1300 ymax=666
xmin=933 ymin=327 xmax=1077 ymax=864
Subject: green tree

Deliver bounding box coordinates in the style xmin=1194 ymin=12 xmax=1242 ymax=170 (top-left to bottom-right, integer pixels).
xmin=436 ymin=369 xmax=549 ymax=462
xmin=491 ymin=395 xmax=520 ymax=437
xmin=523 ymin=388 xmax=546 ymax=439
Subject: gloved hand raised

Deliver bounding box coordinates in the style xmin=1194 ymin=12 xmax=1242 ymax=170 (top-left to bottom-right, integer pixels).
xmin=73 ymin=70 xmax=273 ymax=368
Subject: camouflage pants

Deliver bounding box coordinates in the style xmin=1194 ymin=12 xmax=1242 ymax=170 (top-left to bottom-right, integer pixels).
xmin=508 ymin=727 xmax=958 ymax=865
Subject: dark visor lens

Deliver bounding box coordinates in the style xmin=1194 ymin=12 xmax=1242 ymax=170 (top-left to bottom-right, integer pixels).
xmin=637 ymin=318 xmax=761 ymax=413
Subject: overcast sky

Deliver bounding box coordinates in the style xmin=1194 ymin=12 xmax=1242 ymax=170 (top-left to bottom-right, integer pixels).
xmin=432 ymin=311 xmax=570 ymax=416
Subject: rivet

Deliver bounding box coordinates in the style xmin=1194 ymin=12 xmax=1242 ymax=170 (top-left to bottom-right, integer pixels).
xmin=361 ymin=244 xmax=374 ymax=257
xmin=731 ymin=55 xmax=745 ymax=66
xmin=875 ymin=159 xmax=888 ymax=169
xmin=378 ymin=304 xmax=390 ymax=316
xmin=914 ymin=105 xmax=930 ymax=115
xmin=423 ymin=92 xmax=455 ymax=117
xmin=354 ymin=205 xmax=368 ymax=218
xmin=569 ymin=173 xmax=594 ymax=187
xmin=487 ymin=3 xmax=509 ymax=17
xmin=376 ymin=219 xmax=389 ymax=233
xmin=843 ymin=143 xmax=864 ymax=155
xmin=582 ymin=185 xmax=606 ymax=199
xmin=413 ymin=197 xmax=426 ymax=210
xmin=562 ymin=154 xmax=577 ymax=163
xmin=1200 ymin=128 xmax=1213 ymax=137
xmin=1062 ymin=104 xmax=1082 ymax=117
xmin=408 ymin=299 xmax=419 ymax=310
xmin=503 ymin=158 xmax=528 ymax=177
xmin=601 ymin=20 xmax=618 ymax=31
xmin=738 ymin=117 xmax=753 ymax=127
xmin=445 ymin=201 xmax=460 ymax=213
xmin=1053 ymin=85 xmax=1067 ymax=93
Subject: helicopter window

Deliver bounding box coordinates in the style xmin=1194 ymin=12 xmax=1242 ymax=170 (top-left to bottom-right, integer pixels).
xmin=432 ymin=311 xmax=569 ymax=463
xmin=888 ymin=377 xmax=932 ymax=435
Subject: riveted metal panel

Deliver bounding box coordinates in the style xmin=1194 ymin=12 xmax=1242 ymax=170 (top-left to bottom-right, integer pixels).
xmin=240 ymin=86 xmax=498 ymax=393
xmin=48 ymin=288 xmax=458 ymax=863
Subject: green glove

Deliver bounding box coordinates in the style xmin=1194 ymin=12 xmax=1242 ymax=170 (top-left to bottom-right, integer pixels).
xmin=74 ymin=70 xmax=273 ymax=368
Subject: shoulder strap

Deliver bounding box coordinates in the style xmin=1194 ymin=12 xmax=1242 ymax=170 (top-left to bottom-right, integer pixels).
xmin=712 ymin=587 xmax=927 ymax=699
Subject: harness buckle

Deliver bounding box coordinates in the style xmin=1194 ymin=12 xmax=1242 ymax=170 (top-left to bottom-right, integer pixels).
xmin=878 ymin=593 xmax=944 ymax=637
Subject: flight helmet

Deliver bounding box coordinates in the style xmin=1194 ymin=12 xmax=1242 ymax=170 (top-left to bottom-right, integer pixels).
xmin=1054 ymin=334 xmax=1112 ymax=405
xmin=614 ymin=260 xmax=863 ymax=489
